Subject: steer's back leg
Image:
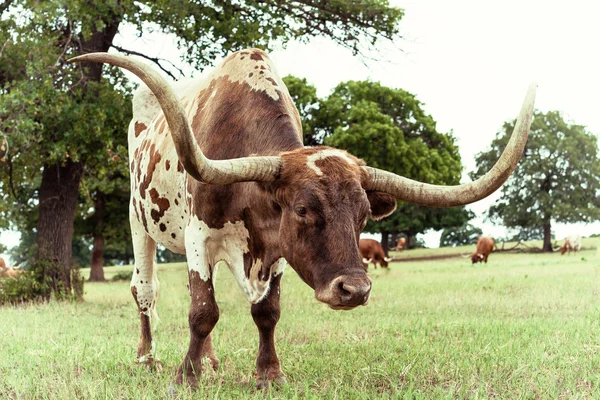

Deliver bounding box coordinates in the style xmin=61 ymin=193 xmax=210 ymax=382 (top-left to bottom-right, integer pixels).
xmin=130 ymin=217 xmax=161 ymax=369
xmin=252 ymin=270 xmax=286 ymax=389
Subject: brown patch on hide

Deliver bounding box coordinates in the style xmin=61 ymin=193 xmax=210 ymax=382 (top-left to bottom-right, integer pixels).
xmin=165 ymin=159 xmax=170 ymax=170
xmin=139 ymin=144 xmax=162 ymax=200
xmin=132 ymin=198 xmax=140 ymax=222
xmin=149 ymin=188 xmax=170 ymax=223
xmin=134 ymin=122 xmax=147 ymax=137
xmin=139 ymin=202 xmax=149 ymax=232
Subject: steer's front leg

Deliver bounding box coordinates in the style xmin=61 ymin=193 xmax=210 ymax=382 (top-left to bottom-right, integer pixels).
xmin=173 ymin=269 xmax=219 ymax=389
xmin=251 ymin=273 xmax=286 ymax=389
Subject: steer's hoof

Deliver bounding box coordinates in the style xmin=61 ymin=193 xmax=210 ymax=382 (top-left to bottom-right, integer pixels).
xmin=202 ymin=356 xmax=219 ymax=372
xmin=139 ymin=358 xmax=163 ymax=372
xmin=256 ymin=375 xmax=287 ymax=390
xmin=167 ymin=384 xmax=177 ymax=398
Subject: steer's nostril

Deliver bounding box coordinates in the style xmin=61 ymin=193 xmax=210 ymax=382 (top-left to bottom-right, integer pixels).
xmin=339 ymin=282 xmax=353 ymax=297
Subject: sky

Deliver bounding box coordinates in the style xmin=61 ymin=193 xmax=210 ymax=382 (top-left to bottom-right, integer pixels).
xmin=3 ymin=0 xmax=600 ymax=252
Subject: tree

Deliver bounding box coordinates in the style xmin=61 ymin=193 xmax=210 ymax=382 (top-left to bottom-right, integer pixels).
xmin=471 ymin=111 xmax=600 ymax=252
xmin=311 ymin=80 xmax=471 ymax=253
xmin=282 ymin=75 xmax=320 ymax=145
xmin=440 ymin=222 xmax=482 ymax=247
xmin=0 ymin=1 xmax=405 ymax=297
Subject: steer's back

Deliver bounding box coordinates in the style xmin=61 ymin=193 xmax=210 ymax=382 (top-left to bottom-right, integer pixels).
xmin=127 ymin=49 xmax=304 ymax=254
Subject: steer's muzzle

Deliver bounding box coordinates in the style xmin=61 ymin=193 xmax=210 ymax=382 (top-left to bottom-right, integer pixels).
xmin=315 ymin=274 xmax=372 ymax=310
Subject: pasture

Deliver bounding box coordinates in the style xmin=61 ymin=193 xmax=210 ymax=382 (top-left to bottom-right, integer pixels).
xmin=2 ymin=241 xmax=600 ymax=399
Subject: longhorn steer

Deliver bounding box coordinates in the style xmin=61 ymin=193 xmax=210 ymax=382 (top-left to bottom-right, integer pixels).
xmin=70 ymin=49 xmax=536 ymax=390
xmin=471 ymin=236 xmax=495 ymax=264
xmin=394 ymin=237 xmax=406 ymax=251
xmin=561 ymin=234 xmax=582 ymax=255
xmin=359 ymin=239 xmax=391 ymax=269
xmin=0 ymin=257 xmax=22 ymax=278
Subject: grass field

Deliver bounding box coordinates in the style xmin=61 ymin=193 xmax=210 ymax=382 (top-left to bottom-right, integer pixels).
xmin=2 ymin=240 xmax=600 ymax=399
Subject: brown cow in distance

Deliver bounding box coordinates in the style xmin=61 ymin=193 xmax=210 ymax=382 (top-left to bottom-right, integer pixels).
xmin=0 ymin=257 xmax=22 ymax=278
xmin=472 ymin=237 xmax=495 ymax=264
xmin=393 ymin=237 xmax=406 ymax=251
xmin=359 ymin=239 xmax=392 ymax=269
xmin=69 ymin=49 xmax=535 ymax=391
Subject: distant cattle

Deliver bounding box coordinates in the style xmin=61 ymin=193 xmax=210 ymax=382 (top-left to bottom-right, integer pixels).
xmin=0 ymin=257 xmax=22 ymax=278
xmin=359 ymin=239 xmax=392 ymax=269
xmin=561 ymin=234 xmax=582 ymax=255
xmin=472 ymin=237 xmax=494 ymax=264
xmin=392 ymin=237 xmax=406 ymax=251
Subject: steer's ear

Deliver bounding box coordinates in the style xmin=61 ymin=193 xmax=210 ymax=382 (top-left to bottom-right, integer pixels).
xmin=366 ymin=191 xmax=396 ymax=220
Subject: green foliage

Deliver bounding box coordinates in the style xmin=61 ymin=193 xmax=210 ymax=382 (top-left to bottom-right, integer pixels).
xmin=471 ymin=111 xmax=600 ymax=240
xmin=282 ymin=75 xmax=320 ymax=145
xmin=111 ymin=270 xmax=133 ymax=282
xmin=508 ymin=226 xmax=547 ymax=242
xmin=157 ymin=246 xmax=186 ymax=264
xmin=301 ymin=79 xmax=471 ymax=236
xmin=440 ymin=223 xmax=483 ymax=247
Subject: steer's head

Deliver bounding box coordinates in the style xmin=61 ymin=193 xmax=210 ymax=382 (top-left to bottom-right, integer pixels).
xmin=68 ymin=53 xmax=536 ymax=310
xmin=273 ymin=148 xmax=396 ymax=309
xmin=471 ymin=253 xmax=484 ymax=264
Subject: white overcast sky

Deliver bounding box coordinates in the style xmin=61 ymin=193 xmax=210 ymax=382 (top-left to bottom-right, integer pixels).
xmin=3 ymin=0 xmax=599 ymax=251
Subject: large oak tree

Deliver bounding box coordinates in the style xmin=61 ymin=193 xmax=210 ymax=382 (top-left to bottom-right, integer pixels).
xmin=471 ymin=111 xmax=600 ymax=252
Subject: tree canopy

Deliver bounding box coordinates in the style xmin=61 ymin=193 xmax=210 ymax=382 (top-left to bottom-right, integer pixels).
xmin=440 ymin=222 xmax=482 ymax=247
xmin=285 ymin=77 xmax=472 ymax=251
xmin=471 ymin=110 xmax=600 ymax=251
xmin=0 ymin=0 xmax=406 ymax=297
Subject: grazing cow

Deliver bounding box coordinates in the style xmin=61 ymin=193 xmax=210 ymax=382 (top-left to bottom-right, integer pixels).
xmin=70 ymin=50 xmax=535 ymax=390
xmin=394 ymin=237 xmax=406 ymax=251
xmin=0 ymin=257 xmax=22 ymax=278
xmin=471 ymin=237 xmax=495 ymax=264
xmin=359 ymin=239 xmax=392 ymax=269
xmin=561 ymin=234 xmax=582 ymax=255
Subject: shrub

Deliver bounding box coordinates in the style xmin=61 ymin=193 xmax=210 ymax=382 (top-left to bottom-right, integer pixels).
xmin=111 ymin=271 xmax=133 ymax=281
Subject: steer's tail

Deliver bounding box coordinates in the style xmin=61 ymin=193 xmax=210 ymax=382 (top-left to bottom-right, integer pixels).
xmin=151 ymin=266 xmax=160 ymax=331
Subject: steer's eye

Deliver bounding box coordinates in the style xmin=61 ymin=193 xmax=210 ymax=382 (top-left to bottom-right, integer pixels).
xmin=295 ymin=207 xmax=307 ymax=217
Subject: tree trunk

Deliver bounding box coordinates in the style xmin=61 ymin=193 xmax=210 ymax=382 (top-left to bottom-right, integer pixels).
xmin=381 ymin=230 xmax=389 ymax=256
xmin=406 ymin=233 xmax=415 ymax=249
xmin=89 ymin=191 xmax=106 ymax=282
xmin=542 ymin=220 xmax=553 ymax=252
xmin=36 ymin=161 xmax=84 ymax=294
xmin=34 ymin=16 xmax=121 ymax=295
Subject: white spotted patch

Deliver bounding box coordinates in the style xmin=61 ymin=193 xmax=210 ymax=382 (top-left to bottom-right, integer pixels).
xmin=212 ymin=49 xmax=286 ymax=101
xmin=306 ymin=149 xmax=356 ymax=176
xmin=272 ymin=258 xmax=287 ymax=277
xmin=185 ymin=218 xmax=273 ymax=304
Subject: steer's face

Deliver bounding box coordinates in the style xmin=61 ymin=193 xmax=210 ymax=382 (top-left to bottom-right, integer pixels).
xmin=273 ymin=148 xmax=396 ymax=310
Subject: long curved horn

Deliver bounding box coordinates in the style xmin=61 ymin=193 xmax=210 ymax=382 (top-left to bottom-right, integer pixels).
xmin=383 ymin=257 xmax=392 ymax=262
xmin=362 ymin=83 xmax=537 ymax=207
xmin=68 ymin=53 xmax=281 ymax=184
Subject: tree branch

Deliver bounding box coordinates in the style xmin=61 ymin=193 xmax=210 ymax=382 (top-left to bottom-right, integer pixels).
xmin=0 ymin=0 xmax=13 ymax=15
xmin=110 ymin=44 xmax=185 ymax=80
xmin=7 ymin=153 xmax=22 ymax=203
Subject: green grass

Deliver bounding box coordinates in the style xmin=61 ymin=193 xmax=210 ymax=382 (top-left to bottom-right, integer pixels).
xmin=2 ymin=242 xmax=600 ymax=399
